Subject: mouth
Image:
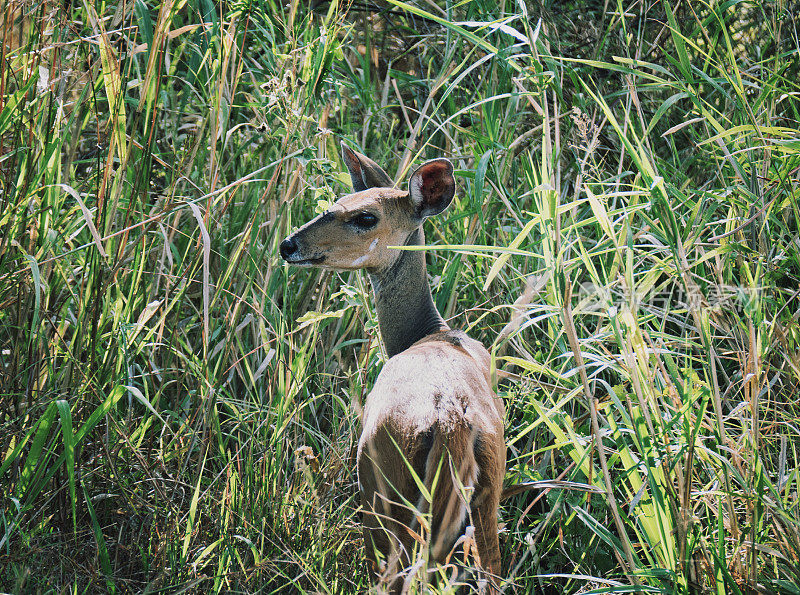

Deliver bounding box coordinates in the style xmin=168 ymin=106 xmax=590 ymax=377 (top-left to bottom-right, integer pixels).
xmin=283 ymin=255 xmax=326 ymax=266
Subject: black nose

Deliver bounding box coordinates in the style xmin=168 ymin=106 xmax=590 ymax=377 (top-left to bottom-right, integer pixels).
xmin=280 ymin=237 xmax=298 ymax=260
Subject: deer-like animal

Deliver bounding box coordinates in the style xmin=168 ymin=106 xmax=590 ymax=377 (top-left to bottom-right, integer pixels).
xmin=280 ymin=144 xmax=505 ymax=593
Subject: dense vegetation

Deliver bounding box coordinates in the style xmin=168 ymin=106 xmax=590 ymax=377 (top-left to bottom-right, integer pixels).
xmin=1 ymin=0 xmax=799 ymax=592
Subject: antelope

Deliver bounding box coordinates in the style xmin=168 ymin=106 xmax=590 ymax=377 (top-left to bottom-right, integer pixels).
xmin=280 ymin=144 xmax=505 ymax=593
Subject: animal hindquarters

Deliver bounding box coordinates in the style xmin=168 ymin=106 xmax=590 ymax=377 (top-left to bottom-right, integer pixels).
xmin=426 ymin=421 xmax=504 ymax=592
xmin=422 ymin=420 xmax=478 ymax=563
xmin=358 ymin=420 xmax=503 ymax=592
xmin=358 ymin=424 xmax=425 ymax=591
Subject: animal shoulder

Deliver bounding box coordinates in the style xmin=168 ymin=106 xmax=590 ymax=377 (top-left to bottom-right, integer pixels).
xmin=373 ymin=329 xmax=488 ymax=379
xmin=367 ymin=329 xmax=497 ymax=418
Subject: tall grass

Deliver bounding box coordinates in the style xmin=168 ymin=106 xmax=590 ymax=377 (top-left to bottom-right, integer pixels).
xmin=1 ymin=0 xmax=798 ymax=592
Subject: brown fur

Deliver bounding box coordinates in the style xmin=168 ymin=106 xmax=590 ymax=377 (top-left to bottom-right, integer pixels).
xmin=357 ymin=331 xmax=504 ymax=592
xmin=281 ymin=146 xmax=505 ymax=593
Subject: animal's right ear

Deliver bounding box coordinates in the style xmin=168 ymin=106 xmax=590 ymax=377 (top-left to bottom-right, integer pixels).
xmin=341 ymin=142 xmax=394 ymax=192
xmin=408 ymin=158 xmax=455 ymax=219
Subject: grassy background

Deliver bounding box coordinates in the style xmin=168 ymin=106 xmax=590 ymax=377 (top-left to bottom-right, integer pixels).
xmin=1 ymin=0 xmax=799 ymax=592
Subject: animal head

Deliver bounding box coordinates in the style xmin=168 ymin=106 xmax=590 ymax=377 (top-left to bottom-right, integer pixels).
xmin=279 ymin=143 xmax=455 ymax=272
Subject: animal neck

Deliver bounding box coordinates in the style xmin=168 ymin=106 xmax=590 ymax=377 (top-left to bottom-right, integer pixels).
xmin=368 ymin=228 xmax=448 ymax=358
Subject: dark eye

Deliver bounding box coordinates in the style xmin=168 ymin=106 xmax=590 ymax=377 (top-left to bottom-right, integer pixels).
xmin=350 ymin=212 xmax=378 ymax=229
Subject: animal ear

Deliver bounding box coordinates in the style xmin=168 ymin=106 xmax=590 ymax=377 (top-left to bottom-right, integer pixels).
xmin=408 ymin=159 xmax=455 ymax=218
xmin=341 ymin=142 xmax=394 ymax=191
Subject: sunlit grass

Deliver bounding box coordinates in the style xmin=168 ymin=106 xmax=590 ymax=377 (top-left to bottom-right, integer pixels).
xmin=1 ymin=0 xmax=799 ymax=593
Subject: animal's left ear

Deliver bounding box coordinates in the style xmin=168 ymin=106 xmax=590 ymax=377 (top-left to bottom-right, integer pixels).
xmin=341 ymin=142 xmax=394 ymax=192
xmin=408 ymin=158 xmax=455 ymax=219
